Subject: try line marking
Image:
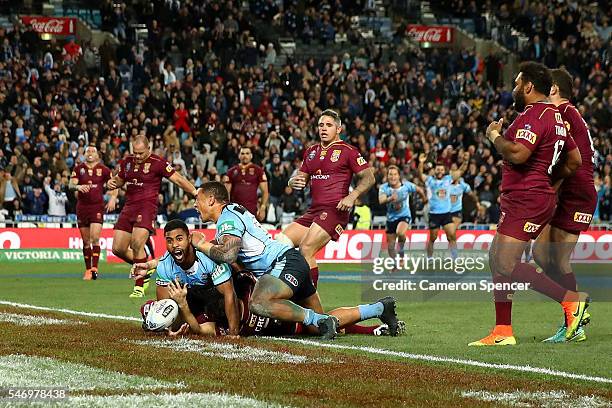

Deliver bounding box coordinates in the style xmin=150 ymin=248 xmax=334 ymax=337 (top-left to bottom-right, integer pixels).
xmin=2 ymin=300 xmax=611 ymax=385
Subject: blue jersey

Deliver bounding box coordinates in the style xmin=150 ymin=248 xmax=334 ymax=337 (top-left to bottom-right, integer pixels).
xmin=449 ymin=179 xmax=471 ymax=213
xmin=426 ymin=175 xmax=453 ymax=214
xmin=379 ymin=182 xmax=417 ymax=222
xmin=155 ymin=249 xmax=232 ymax=288
xmin=216 ymin=203 xmax=290 ymax=277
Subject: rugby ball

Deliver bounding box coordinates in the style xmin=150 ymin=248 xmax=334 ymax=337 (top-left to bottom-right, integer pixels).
xmin=144 ymin=299 xmax=179 ymax=332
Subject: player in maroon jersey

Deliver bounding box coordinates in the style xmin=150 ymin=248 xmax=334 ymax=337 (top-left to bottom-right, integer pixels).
xmin=69 ymin=145 xmax=117 ymax=280
xmin=278 ymin=109 xmax=384 ymax=335
xmin=469 ymin=62 xmax=589 ymax=346
xmin=107 ymin=135 xmax=197 ymax=298
xmin=532 ymin=68 xmax=597 ymax=343
xmin=223 ymin=147 xmax=269 ymax=221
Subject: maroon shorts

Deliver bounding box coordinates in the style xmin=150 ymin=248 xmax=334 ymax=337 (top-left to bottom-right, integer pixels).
xmin=295 ymin=205 xmax=350 ymax=241
xmin=76 ymin=203 xmax=105 ymax=228
xmin=114 ymin=203 xmax=157 ymax=233
xmin=497 ymin=191 xmax=556 ymax=241
xmin=550 ymin=184 xmax=597 ymax=234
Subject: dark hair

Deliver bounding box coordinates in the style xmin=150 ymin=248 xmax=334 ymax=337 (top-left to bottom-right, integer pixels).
xmin=387 ymin=165 xmax=400 ymax=174
xmin=200 ymin=181 xmax=229 ymax=203
xmin=518 ymin=61 xmax=552 ymax=96
xmin=550 ymin=68 xmax=573 ymax=100
xmin=319 ymin=109 xmax=342 ymax=127
xmin=164 ymin=219 xmax=189 ymax=235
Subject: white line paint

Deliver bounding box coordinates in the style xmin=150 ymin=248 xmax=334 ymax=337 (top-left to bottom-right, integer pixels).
xmin=3 ymin=300 xmax=612 ymax=385
xmin=461 ymin=390 xmax=610 ymax=408
xmin=52 ymin=392 xmax=288 ymax=408
xmin=0 ymin=300 xmax=140 ymax=321
xmin=0 ymin=312 xmax=85 ymax=326
xmin=263 ymin=337 xmax=612 ymax=385
xmin=0 ymin=354 xmax=183 ymax=391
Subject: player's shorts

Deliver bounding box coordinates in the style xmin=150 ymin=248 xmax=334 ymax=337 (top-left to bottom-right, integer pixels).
xmin=428 ymin=212 xmax=453 ymax=229
xmin=269 ymin=248 xmax=316 ymax=301
xmin=76 ymin=203 xmax=105 ymax=228
xmin=114 ymin=203 xmax=157 ymax=233
xmin=550 ymin=184 xmax=597 ymax=235
xmin=295 ymin=205 xmax=350 ymax=241
xmin=386 ymin=217 xmax=411 ymax=234
xmin=450 ymin=210 xmax=462 ymax=220
xmin=498 ymin=191 xmax=556 ymax=241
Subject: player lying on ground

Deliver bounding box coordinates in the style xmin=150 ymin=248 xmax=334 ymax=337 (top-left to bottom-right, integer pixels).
xmin=133 ymin=218 xmax=401 ymax=338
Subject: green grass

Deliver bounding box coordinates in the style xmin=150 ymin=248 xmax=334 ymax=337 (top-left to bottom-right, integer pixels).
xmin=1 ymin=261 xmax=611 ymax=386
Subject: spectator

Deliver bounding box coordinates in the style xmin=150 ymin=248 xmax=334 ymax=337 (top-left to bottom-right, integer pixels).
xmin=43 ymin=177 xmax=68 ymax=216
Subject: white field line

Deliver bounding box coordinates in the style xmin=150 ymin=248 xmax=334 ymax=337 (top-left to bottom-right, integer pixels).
xmin=461 ymin=390 xmax=610 ymax=408
xmin=0 ymin=312 xmax=85 ymax=326
xmin=3 ymin=300 xmax=612 ymax=385
xmin=0 ymin=354 xmax=183 ymax=391
xmin=263 ymin=337 xmax=612 ymax=385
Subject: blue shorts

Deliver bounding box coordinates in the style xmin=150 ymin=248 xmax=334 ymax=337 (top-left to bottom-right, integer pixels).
xmin=269 ymin=249 xmax=316 ymax=301
xmin=428 ymin=212 xmax=453 ymax=229
xmin=386 ymin=216 xmax=411 ymax=234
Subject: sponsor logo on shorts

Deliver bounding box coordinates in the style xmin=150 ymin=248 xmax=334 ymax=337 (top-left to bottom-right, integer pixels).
xmin=523 ymin=221 xmax=541 ymax=233
xmin=499 ymin=212 xmax=506 ymax=226
xmin=573 ymin=212 xmax=593 ymax=224
xmin=96 ymin=213 xmax=101 ymax=220
xmin=284 ymin=273 xmax=298 ymax=287
xmin=515 ymin=129 xmax=537 ymax=144
xmin=335 ymin=224 xmax=344 ymax=236
xmin=357 ymin=156 xmax=367 ymax=166
xmin=136 ymin=214 xmax=143 ymax=223
xmin=331 ymin=149 xmax=341 ymax=162
xmin=320 ymin=212 xmax=328 ymax=220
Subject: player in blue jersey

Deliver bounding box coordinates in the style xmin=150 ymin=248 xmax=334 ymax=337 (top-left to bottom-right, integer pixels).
xmin=448 ymin=175 xmax=481 ymax=229
xmin=417 ymin=153 xmax=468 ymax=259
xmin=131 ymin=219 xmax=241 ymax=337
xmin=379 ymin=165 xmax=427 ymax=260
xmin=191 ymin=181 xmax=401 ymax=339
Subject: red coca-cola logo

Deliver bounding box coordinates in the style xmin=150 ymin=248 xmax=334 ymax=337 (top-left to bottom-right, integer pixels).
xmin=407 ymin=25 xmax=452 ymax=43
xmin=29 ymin=18 xmax=65 ymax=33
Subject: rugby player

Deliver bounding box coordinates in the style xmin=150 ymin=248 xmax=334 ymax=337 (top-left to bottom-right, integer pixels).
xmin=224 ymin=147 xmax=269 ymax=222
xmin=533 ymin=68 xmax=597 ymax=343
xmin=107 ymin=135 xmax=197 ymax=298
xmin=378 ymin=165 xmax=427 ymax=260
xmin=469 ymin=62 xmax=588 ymax=346
xmin=449 ymin=174 xmax=480 ymax=229
xmin=69 ymin=145 xmax=117 ymax=280
xmin=191 ymin=181 xmax=400 ymax=339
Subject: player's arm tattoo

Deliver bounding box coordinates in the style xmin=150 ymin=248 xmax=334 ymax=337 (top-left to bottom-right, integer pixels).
xmin=351 ymin=167 xmax=375 ymax=197
xmin=208 ymin=235 xmax=242 ymax=264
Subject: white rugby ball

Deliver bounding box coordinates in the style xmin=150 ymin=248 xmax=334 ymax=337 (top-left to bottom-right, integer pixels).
xmin=144 ymin=299 xmax=179 ymax=332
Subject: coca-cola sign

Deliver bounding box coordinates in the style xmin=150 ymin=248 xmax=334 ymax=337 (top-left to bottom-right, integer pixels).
xmin=21 ymin=16 xmax=76 ymax=36
xmin=407 ymin=25 xmax=453 ymax=43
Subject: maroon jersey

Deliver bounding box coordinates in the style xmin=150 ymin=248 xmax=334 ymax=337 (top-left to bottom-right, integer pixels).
xmin=558 ymin=102 xmax=595 ymax=189
xmin=300 ymin=141 xmax=369 ymax=207
xmin=501 ymin=102 xmax=575 ymax=194
xmin=70 ymin=162 xmax=112 ymax=205
xmin=226 ymin=163 xmax=266 ymax=215
xmin=117 ymin=154 xmax=175 ymax=208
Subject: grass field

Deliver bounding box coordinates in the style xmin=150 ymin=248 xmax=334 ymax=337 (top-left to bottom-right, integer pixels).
xmin=0 ymin=260 xmax=610 ymax=407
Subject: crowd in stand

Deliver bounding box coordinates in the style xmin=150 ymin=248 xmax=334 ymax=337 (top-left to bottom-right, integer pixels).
xmin=0 ymin=0 xmax=610 ymax=225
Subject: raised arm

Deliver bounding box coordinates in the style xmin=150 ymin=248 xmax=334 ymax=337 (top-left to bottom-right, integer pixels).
xmin=417 ymin=154 xmax=428 ymax=183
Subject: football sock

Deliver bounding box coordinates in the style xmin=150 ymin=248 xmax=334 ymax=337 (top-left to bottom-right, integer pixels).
xmin=310 ymin=267 xmax=319 ymax=288
xmin=302 ymin=308 xmax=327 ymax=327
xmin=83 ymin=247 xmax=92 ymax=270
xmin=510 ymin=263 xmax=568 ymax=302
xmin=145 ymin=237 xmax=155 ymax=258
xmin=493 ymin=273 xmax=514 ymax=326
xmin=344 ymin=324 xmax=378 ymax=335
xmin=134 ymin=257 xmax=148 ymax=287
xmin=557 ymin=272 xmax=577 ymax=291
xmin=92 ymin=245 xmax=101 ymax=269
xmin=358 ymin=302 xmax=384 ymax=320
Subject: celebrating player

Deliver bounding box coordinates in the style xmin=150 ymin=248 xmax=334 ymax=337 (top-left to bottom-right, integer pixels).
xmin=69 ymin=145 xmax=117 ymax=280
xmin=224 ymin=147 xmax=269 ymax=221
xmin=417 ymin=153 xmax=467 ymax=259
xmin=532 ymin=68 xmax=597 ymax=343
xmin=449 ymin=174 xmax=480 ymax=228
xmin=191 ymin=181 xmax=400 ymax=339
xmin=469 ymin=62 xmax=588 ymax=346
xmin=107 ymin=135 xmax=197 ymax=298
xmin=378 ymin=165 xmax=427 ymax=260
